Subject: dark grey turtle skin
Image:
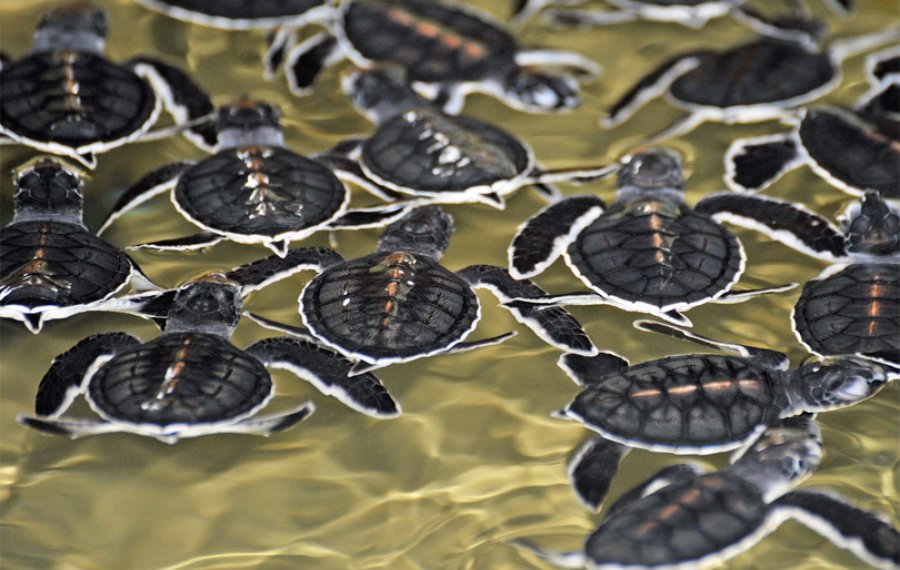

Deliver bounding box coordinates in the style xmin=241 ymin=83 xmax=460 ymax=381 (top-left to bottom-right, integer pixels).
xmin=313 ymin=71 xmax=615 ymax=210
xmin=17 ymin=254 xmax=406 ymax=443
xmin=0 ymin=2 xmax=216 ymax=169
xmin=507 ymin=148 xmax=794 ymax=326
xmin=554 ymin=319 xmax=891 ymax=510
xmin=598 ymin=7 xmax=897 ymax=142
xmin=95 ymin=98 xmax=400 ymax=257
xmin=0 ymin=158 xmax=164 ymax=334
xmin=515 ymin=415 xmax=900 ymax=570
xmin=694 ymin=191 xmax=900 ymax=366
xmin=283 ymin=0 xmax=601 ymax=114
xmin=135 ymin=0 xmax=332 ymax=28
xmin=246 ymin=206 xmax=598 ymax=376
xmin=726 ymin=46 xmax=900 ymax=198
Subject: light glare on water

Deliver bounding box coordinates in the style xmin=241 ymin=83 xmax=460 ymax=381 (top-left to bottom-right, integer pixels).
xmin=0 ymin=1 xmax=897 ymax=569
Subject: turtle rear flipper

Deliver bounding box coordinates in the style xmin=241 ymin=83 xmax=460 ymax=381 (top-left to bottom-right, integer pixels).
xmin=214 ymin=401 xmax=315 ymax=436
xmin=17 ymin=416 xmax=120 ymax=438
xmin=725 ymin=133 xmax=804 ymax=193
xmin=225 ymin=247 xmax=345 ymax=294
xmin=248 ymin=337 xmax=400 ymax=418
xmin=557 ymin=352 xmax=629 ymax=386
xmin=567 ymin=436 xmax=629 ymax=511
xmin=775 ymin=490 xmax=900 ymax=568
xmin=284 ymin=32 xmax=340 ymax=95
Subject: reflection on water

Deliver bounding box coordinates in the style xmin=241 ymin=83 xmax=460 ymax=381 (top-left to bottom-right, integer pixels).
xmin=0 ymin=1 xmax=897 ymax=569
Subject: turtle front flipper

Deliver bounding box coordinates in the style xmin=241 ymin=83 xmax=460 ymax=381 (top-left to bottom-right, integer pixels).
xmin=129 ymin=58 xmax=217 ymax=151
xmin=245 ymin=312 xmax=317 ymax=341
xmin=695 ymin=192 xmax=848 ymax=261
xmin=18 ymin=416 xmax=121 ymax=439
xmin=603 ymin=462 xmax=706 ymax=518
xmin=263 ymin=26 xmax=295 ymax=78
xmin=32 ymin=332 xmax=141 ymax=417
xmin=774 ymin=490 xmax=900 ymax=568
xmin=214 ymin=401 xmax=316 ymax=436
xmin=725 ymin=133 xmax=804 ymax=193
xmin=314 ymin=151 xmax=408 ymax=202
xmin=97 ymin=161 xmax=192 ymax=235
xmin=509 ymin=538 xmax=586 ymax=569
xmin=509 ymin=196 xmax=605 ymax=279
xmin=284 ymin=31 xmax=340 ymax=95
xmin=514 ymin=49 xmax=602 ymax=80
xmin=225 ymin=246 xmax=345 ymax=295
xmin=327 ymin=204 xmax=415 ymax=230
xmin=458 ymin=264 xmax=597 ymax=355
xmin=557 ymin=352 xmax=630 ymax=386
xmin=0 ymin=52 xmax=9 ymax=71
xmin=129 ymin=232 xmax=225 ymax=253
xmin=567 ymin=436 xmax=630 ymax=511
xmin=247 ymin=337 xmax=400 ymax=418
xmin=542 ymin=7 xmax=640 ymax=28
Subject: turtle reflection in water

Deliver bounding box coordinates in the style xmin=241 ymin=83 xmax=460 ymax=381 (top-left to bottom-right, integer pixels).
xmin=507 ymin=148 xmax=795 ymax=326
xmin=286 ymin=0 xmax=601 ymax=113
xmin=18 ymin=256 xmax=403 ymax=443
xmin=555 ymin=320 xmax=892 ymax=510
xmin=0 ymin=1 xmax=216 ymax=168
xmin=514 ymin=415 xmax=900 ymax=569
xmin=248 ymin=206 xmax=598 ymax=376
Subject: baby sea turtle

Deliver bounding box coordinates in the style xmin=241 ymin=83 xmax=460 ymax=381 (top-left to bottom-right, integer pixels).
xmin=248 ymin=205 xmax=598 ymax=375
xmin=0 ymin=2 xmax=216 ymax=168
xmin=600 ymin=8 xmax=898 ymax=141
xmin=313 ymin=70 xmax=616 ymax=210
xmin=94 ymin=97 xmax=397 ymax=257
xmin=515 ymin=414 xmax=900 ymax=569
xmin=507 ymin=148 xmax=795 ymax=326
xmin=725 ymin=46 xmax=899 ymax=198
xmin=556 ymin=319 xmax=892 ymax=509
xmin=17 ymin=256 xmax=402 ymax=443
xmin=0 ymin=158 xmax=162 ymax=334
xmin=695 ymin=191 xmax=900 ymax=366
xmin=285 ymin=0 xmax=601 ymax=113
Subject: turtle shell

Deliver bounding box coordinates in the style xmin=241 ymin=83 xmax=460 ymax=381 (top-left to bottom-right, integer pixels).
xmin=0 ymin=51 xmax=156 ymax=150
xmin=585 ymin=472 xmax=769 ymax=567
xmin=343 ymin=0 xmax=518 ymax=83
xmin=670 ymin=39 xmax=835 ymax=108
xmin=88 ymin=333 xmax=271 ymax=425
xmin=798 ymin=106 xmax=899 ymax=198
xmin=361 ymin=108 xmax=530 ymax=195
xmin=566 ymin=199 xmax=742 ymax=311
xmin=0 ymin=221 xmax=131 ymax=310
xmin=568 ymin=354 xmax=784 ymax=452
xmin=793 ymin=263 xmax=900 ymax=364
xmin=145 ymin=0 xmax=327 ymax=20
xmin=301 ymin=251 xmax=479 ymax=361
xmin=174 ymin=146 xmax=347 ymax=237
xmin=630 ymin=0 xmax=724 ymax=5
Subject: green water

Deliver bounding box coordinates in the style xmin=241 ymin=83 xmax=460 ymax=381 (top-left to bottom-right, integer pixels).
xmin=1 ymin=1 xmax=897 ymax=569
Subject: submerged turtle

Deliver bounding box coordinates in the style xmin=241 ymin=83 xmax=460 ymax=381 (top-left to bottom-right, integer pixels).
xmin=694 ymin=191 xmax=900 ymax=365
xmin=600 ymin=8 xmax=898 ymax=141
xmin=514 ymin=414 xmax=900 ymax=569
xmin=507 ymin=148 xmax=794 ymax=326
xmin=248 ymin=205 xmax=598 ymax=375
xmin=283 ymin=0 xmax=601 ymax=113
xmin=555 ymin=319 xmax=892 ymax=509
xmin=0 ymin=2 xmax=216 ymax=168
xmin=725 ymin=45 xmax=899 ymax=198
xmin=95 ymin=97 xmax=401 ymax=257
xmin=313 ymin=70 xmax=616 ymax=210
xmin=17 ymin=255 xmax=403 ymax=443
xmin=0 ymin=158 xmax=164 ymax=334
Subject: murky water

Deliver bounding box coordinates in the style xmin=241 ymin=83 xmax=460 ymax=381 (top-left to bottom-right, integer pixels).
xmin=1 ymin=1 xmax=897 ymax=569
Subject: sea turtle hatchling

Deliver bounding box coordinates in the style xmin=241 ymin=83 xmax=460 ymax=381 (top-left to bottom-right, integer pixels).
xmin=17 ymin=254 xmax=404 ymax=443
xmin=725 ymin=45 xmax=900 ymax=198
xmin=695 ymin=191 xmax=900 ymax=366
xmin=0 ymin=157 xmax=163 ymax=334
xmin=313 ymin=70 xmax=617 ymax=210
xmin=283 ymin=0 xmax=601 ymax=114
xmin=247 ymin=205 xmax=598 ymax=375
xmin=95 ymin=97 xmax=403 ymax=257
xmin=506 ymin=147 xmax=795 ymax=326
xmin=0 ymin=1 xmax=217 ymax=168
xmin=554 ymin=319 xmax=893 ymax=510
xmin=599 ymin=7 xmax=898 ymax=142
xmin=514 ymin=414 xmax=900 ymax=569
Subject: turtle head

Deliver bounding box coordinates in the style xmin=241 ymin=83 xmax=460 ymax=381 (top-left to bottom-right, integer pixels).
xmin=788 ymin=356 xmax=889 ymax=412
xmin=216 ymin=97 xmax=285 ymax=149
xmin=33 ymin=2 xmax=108 ymax=54
xmin=616 ymin=148 xmax=685 ymax=202
xmin=12 ymin=157 xmax=84 ymax=225
xmin=376 ymin=206 xmax=454 ymax=261
xmin=343 ymin=70 xmax=430 ymax=123
xmin=728 ymin=414 xmax=823 ymax=501
xmin=164 ymin=274 xmax=243 ymax=337
xmin=504 ymin=69 xmax=581 ymax=113
xmin=841 ymin=192 xmax=900 ymax=257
